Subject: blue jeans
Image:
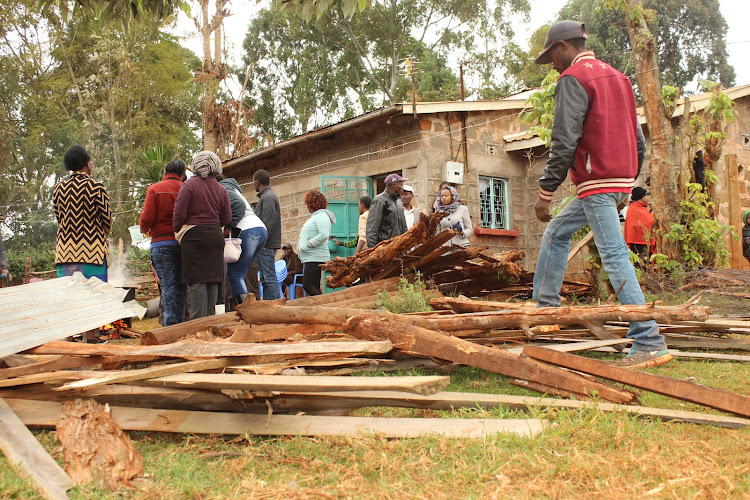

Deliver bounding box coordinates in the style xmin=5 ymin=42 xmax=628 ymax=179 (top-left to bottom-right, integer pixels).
xmin=532 ymin=192 xmax=666 ymax=351
xmin=257 ymin=247 xmax=280 ymax=300
xmin=150 ymin=245 xmax=188 ymax=326
xmin=227 ymin=227 xmax=267 ymax=297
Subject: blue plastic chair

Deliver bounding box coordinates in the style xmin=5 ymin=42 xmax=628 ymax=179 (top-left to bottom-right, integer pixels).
xmin=258 ymin=260 xmax=287 ymax=299
xmin=288 ymin=273 xmax=306 ymax=300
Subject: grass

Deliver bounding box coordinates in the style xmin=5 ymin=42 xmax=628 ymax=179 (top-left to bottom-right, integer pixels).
xmin=3 ymin=291 xmax=750 ymax=498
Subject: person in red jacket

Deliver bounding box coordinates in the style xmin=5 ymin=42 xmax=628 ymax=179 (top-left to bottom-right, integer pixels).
xmin=532 ymin=20 xmax=670 ymax=369
xmin=139 ymin=157 xmax=187 ymax=326
xmin=624 ymin=187 xmax=655 ymax=266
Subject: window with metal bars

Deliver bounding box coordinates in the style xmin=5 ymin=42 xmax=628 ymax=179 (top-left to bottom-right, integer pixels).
xmin=479 ymin=176 xmax=509 ymax=230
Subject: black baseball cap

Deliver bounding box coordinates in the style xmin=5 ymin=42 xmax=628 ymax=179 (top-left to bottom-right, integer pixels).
xmin=535 ymin=20 xmax=588 ymax=65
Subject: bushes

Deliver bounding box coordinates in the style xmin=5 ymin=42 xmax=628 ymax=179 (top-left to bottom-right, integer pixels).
xmin=4 ymin=243 xmax=56 ymax=282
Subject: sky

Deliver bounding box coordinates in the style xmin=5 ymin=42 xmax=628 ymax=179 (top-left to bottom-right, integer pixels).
xmin=174 ymin=0 xmax=750 ymax=98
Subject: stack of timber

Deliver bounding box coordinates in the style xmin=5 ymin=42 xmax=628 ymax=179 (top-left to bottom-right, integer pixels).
xmin=321 ymin=212 xmax=586 ymax=298
xmin=5 ymin=283 xmax=750 ymax=494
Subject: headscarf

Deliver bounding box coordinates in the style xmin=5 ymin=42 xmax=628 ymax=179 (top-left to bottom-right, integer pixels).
xmin=191 ymin=151 xmax=222 ymax=178
xmin=436 ymin=186 xmax=461 ymax=214
xmin=743 ymin=210 xmax=750 ymax=226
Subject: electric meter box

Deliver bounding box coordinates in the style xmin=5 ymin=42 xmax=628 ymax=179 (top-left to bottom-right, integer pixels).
xmin=443 ymin=161 xmax=464 ymax=184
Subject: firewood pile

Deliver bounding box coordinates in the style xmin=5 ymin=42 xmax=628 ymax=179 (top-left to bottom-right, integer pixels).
xmin=322 ymin=212 xmax=591 ymax=298
xmin=3 ymin=267 xmax=750 ymax=494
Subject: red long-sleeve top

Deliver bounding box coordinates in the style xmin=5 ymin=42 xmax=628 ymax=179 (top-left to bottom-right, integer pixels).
xmin=139 ymin=173 xmax=183 ymax=244
xmin=624 ymin=200 xmax=655 ymax=246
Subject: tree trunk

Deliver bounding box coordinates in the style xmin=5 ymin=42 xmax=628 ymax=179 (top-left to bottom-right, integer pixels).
xmin=56 ymin=399 xmax=143 ymax=490
xmin=625 ymin=0 xmax=682 ymax=260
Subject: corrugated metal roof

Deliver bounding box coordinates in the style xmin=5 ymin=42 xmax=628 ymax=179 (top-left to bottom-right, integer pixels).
xmin=0 ymin=274 xmax=146 ymax=358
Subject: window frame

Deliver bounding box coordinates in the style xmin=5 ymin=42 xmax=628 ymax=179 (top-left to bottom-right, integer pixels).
xmin=479 ymin=176 xmax=510 ymax=230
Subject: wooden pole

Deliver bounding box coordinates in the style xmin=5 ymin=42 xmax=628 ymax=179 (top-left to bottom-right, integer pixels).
xmin=523 ymin=345 xmax=750 ymax=418
xmin=725 ymin=154 xmax=746 ymax=269
xmin=343 ymin=314 xmax=635 ymax=403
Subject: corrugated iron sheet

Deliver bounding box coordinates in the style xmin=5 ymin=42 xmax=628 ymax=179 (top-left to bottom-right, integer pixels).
xmin=0 ymin=273 xmax=146 ymax=357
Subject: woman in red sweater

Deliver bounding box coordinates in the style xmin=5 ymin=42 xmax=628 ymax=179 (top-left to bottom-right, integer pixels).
xmin=624 ymin=186 xmax=655 ymax=266
xmin=139 ymin=158 xmax=187 ymax=326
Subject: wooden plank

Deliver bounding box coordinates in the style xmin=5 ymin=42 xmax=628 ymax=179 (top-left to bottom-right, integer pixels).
xmin=139 ymin=373 xmax=450 ymax=395
xmin=725 ymin=154 xmax=747 ymax=269
xmin=0 ymin=370 xmax=107 ymax=388
xmin=26 ymin=339 xmax=393 ymax=359
xmin=567 ymin=230 xmax=594 ymax=262
xmin=3 ymin=387 xmax=749 ymax=428
xmin=0 ymin=398 xmax=73 ymax=500
xmin=54 ymin=358 xmax=238 ymax=391
xmin=6 ymin=399 xmax=545 ymax=438
xmin=592 ymin=347 xmax=750 ymax=362
xmin=506 ymin=338 xmax=631 ymax=354
xmin=523 ymin=345 xmax=750 ymax=418
xmin=0 ymin=356 xmax=108 ymax=379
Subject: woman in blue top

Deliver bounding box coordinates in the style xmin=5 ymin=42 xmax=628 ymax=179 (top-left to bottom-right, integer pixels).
xmin=298 ymin=190 xmax=336 ymax=296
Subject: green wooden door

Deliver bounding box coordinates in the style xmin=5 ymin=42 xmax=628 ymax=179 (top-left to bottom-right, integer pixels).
xmin=321 ymin=176 xmax=373 ymax=293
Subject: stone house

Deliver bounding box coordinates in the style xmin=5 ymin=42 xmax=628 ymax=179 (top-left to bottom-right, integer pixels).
xmin=222 ymin=84 xmax=750 ymax=276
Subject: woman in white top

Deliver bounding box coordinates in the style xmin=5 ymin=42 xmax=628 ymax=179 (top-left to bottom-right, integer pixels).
xmin=436 ymin=185 xmax=472 ymax=248
xmin=219 ymin=177 xmax=267 ymax=304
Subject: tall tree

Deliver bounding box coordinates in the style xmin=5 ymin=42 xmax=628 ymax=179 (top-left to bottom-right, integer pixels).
xmin=558 ymin=0 xmax=735 ymax=90
xmin=0 ymin=5 xmax=200 ymax=244
xmin=242 ymin=0 xmax=528 ymax=139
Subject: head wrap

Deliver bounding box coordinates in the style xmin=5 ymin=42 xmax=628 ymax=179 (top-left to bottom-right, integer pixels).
xmin=743 ymin=210 xmax=750 ymax=226
xmin=436 ymin=186 xmax=461 ymax=214
xmin=191 ymin=151 xmax=222 ymax=178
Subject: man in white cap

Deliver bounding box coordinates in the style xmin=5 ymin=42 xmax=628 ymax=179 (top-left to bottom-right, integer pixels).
xmin=401 ymin=184 xmax=421 ymax=229
xmin=366 ymin=173 xmax=408 ymax=248
xmin=532 ymin=20 xmax=669 ymax=369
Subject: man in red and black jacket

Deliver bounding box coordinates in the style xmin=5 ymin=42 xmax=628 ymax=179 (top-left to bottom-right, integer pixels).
xmin=139 ymin=158 xmax=188 ymax=326
xmin=532 ymin=20 xmax=670 ymax=369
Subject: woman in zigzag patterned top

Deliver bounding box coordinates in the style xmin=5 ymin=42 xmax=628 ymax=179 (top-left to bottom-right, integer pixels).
xmin=53 ymin=145 xmax=112 ymax=282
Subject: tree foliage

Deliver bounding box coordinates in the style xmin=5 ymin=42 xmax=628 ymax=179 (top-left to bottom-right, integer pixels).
xmin=242 ymin=0 xmax=529 ymax=139
xmin=557 ymin=0 xmax=735 ymax=91
xmin=0 ymin=4 xmax=200 ymax=256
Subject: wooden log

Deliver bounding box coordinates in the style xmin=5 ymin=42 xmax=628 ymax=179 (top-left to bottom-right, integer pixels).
xmin=523 ymin=345 xmax=750 ymax=418
xmin=322 ymin=212 xmax=447 ymax=288
xmin=342 ymin=314 xmax=635 ymax=403
xmin=370 ymin=230 xmax=456 ymax=281
xmin=26 ymin=339 xmax=393 ymax=359
xmin=235 ymin=299 xmax=710 ymax=333
xmin=139 ymin=373 xmax=450 ymax=396
xmin=286 ymin=276 xmax=404 ymax=307
xmin=56 ymin=399 xmax=143 ymax=490
xmin=17 ymin=399 xmax=546 ymax=438
xmin=0 ymin=398 xmax=73 ymax=500
xmin=228 ymin=323 xmax=337 ymax=343
xmin=141 ymin=312 xmax=240 ymax=345
xmin=430 ymin=297 xmax=536 ymax=312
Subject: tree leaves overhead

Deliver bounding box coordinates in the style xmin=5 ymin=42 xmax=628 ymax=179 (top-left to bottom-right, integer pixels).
xmin=35 ymin=0 xmax=189 ymax=26
xmin=0 ymin=5 xmax=200 ymax=244
xmin=557 ymin=0 xmax=735 ymax=90
xmin=274 ymin=0 xmax=371 ymax=22
xmin=243 ymin=0 xmax=530 ymax=140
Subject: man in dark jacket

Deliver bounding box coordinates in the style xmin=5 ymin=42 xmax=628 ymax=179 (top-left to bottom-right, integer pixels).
xmin=253 ymin=169 xmax=281 ymax=300
xmin=532 ymin=20 xmax=669 ymax=370
xmin=366 ymin=173 xmax=408 ymax=248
